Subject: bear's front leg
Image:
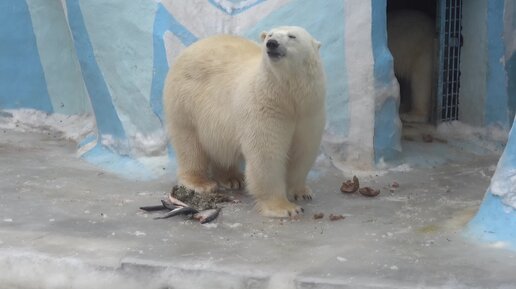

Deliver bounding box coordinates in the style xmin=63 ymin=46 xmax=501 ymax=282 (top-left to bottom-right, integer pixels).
xmin=241 ymin=119 xmax=302 ymax=217
xmin=287 ymin=115 xmax=325 ymax=201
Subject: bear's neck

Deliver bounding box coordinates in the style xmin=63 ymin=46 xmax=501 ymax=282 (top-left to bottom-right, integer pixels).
xmin=257 ymin=57 xmax=325 ymax=116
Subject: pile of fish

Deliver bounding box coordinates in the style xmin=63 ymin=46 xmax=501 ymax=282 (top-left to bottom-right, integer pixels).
xmin=139 ymin=186 xmax=225 ymax=224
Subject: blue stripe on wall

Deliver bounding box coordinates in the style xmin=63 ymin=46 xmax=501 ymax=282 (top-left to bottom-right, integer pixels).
xmin=150 ymin=3 xmax=198 ymax=121
xmin=66 ymin=0 xmax=125 ymax=139
xmin=0 ymin=0 xmax=53 ymax=112
xmin=508 ymin=52 xmax=516 ymax=122
xmin=207 ymin=0 xmax=267 ymax=15
xmin=371 ymin=0 xmax=393 ymax=85
xmin=372 ymin=0 xmax=401 ymax=162
xmin=485 ymin=0 xmax=509 ymax=128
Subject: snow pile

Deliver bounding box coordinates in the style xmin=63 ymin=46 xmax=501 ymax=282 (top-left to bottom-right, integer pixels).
xmin=0 ymin=109 xmax=95 ymax=143
xmin=130 ymin=130 xmax=168 ymax=157
xmin=0 ymin=250 xmax=151 ymax=289
xmin=0 ymin=108 xmax=168 ymax=158
xmin=489 ymin=167 xmax=516 ymax=209
xmin=0 ymin=249 xmax=258 ymax=289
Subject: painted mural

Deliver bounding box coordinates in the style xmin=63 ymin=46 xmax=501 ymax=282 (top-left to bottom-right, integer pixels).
xmin=1 ymin=0 xmax=396 ymax=178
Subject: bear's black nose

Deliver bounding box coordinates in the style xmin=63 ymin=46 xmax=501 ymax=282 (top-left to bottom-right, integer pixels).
xmin=266 ymin=39 xmax=279 ymax=49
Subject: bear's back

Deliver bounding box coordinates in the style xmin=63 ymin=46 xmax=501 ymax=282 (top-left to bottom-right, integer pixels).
xmin=170 ymin=35 xmax=262 ymax=83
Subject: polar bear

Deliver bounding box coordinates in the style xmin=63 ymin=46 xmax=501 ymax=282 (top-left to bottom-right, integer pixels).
xmin=163 ymin=26 xmax=326 ymax=217
xmin=388 ymin=10 xmax=435 ymax=123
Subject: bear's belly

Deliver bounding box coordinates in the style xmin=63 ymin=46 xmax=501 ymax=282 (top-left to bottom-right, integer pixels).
xmin=196 ymin=110 xmax=241 ymax=167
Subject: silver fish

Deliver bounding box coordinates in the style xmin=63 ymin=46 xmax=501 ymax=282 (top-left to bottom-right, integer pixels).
xmin=193 ymin=208 xmax=221 ymax=224
xmin=154 ymin=206 xmax=198 ymax=219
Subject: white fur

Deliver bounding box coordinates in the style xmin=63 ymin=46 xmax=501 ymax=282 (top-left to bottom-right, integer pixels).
xmin=388 ymin=10 xmax=434 ymax=123
xmin=163 ymin=26 xmax=326 ymax=217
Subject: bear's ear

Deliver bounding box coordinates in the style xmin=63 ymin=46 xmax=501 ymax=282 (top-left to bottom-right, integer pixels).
xmin=314 ymin=40 xmax=322 ymax=50
xmin=260 ymin=31 xmax=268 ymax=42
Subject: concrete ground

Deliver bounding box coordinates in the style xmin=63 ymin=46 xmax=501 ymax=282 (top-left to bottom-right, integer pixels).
xmin=1 ymin=129 xmax=516 ymax=289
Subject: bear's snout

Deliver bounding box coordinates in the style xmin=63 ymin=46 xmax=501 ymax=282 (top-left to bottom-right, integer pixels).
xmin=266 ymin=39 xmax=279 ymax=50
xmin=266 ymin=39 xmax=285 ymax=60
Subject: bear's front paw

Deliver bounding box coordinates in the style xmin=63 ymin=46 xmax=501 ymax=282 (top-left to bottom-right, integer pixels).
xmin=257 ymin=198 xmax=304 ymax=218
xmin=289 ymin=186 xmax=313 ymax=201
xmin=179 ymin=173 xmax=218 ymax=194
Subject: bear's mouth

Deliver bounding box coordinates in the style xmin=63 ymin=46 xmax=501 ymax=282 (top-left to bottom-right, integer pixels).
xmin=267 ymin=50 xmax=286 ymax=60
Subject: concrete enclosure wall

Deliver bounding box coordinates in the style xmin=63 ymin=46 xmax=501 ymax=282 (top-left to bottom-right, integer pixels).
xmin=0 ymin=0 xmax=401 ymax=177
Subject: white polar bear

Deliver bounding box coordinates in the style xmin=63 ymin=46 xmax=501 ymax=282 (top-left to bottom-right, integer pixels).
xmin=163 ymin=26 xmax=326 ymax=217
xmin=388 ymin=10 xmax=435 ymax=123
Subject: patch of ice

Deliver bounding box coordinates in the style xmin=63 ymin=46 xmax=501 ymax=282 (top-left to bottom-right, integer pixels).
xmin=133 ymin=231 xmax=146 ymax=237
xmin=3 ymin=218 xmax=13 ymax=222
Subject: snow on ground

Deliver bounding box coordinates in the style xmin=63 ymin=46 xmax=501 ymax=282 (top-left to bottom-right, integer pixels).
xmin=0 ymin=109 xmax=95 ymax=143
xmin=0 ymin=249 xmax=255 ymax=289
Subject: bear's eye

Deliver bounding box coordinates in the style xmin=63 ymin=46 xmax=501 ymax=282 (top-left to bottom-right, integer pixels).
xmin=288 ymin=34 xmax=296 ymax=39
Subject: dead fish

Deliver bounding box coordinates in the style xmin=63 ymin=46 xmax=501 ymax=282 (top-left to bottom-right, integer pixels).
xmin=168 ymin=193 xmax=190 ymax=208
xmin=340 ymin=176 xmax=360 ymax=194
xmin=193 ymin=208 xmax=221 ymax=224
xmin=359 ymin=187 xmax=381 ymax=197
xmin=154 ymin=206 xmax=199 ymax=219
xmin=161 ymin=199 xmax=177 ymax=210
xmin=139 ymin=205 xmax=167 ymax=212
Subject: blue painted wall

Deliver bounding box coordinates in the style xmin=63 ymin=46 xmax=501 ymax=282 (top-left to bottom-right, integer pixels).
xmin=508 ymin=53 xmax=516 ymax=122
xmin=0 ymin=0 xmax=53 ymax=113
xmin=26 ymin=0 xmax=91 ymax=115
xmin=485 ymin=0 xmax=510 ymax=128
xmin=151 ymin=3 xmax=198 ymax=121
xmin=371 ymin=0 xmax=401 ymax=162
xmin=66 ymin=0 xmax=126 ymax=140
xmin=1 ymin=0 xmax=513 ymax=186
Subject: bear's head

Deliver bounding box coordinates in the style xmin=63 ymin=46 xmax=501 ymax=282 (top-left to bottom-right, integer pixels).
xmin=260 ymin=26 xmax=321 ymax=65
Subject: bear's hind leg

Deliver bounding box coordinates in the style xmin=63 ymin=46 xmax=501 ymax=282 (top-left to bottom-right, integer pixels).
xmin=171 ymin=126 xmax=217 ymax=193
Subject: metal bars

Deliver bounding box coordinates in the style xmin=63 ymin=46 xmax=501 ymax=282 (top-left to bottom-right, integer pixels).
xmin=437 ymin=0 xmax=463 ymax=122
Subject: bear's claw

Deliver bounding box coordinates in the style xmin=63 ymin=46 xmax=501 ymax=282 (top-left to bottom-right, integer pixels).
xmin=290 ymin=186 xmax=314 ymax=201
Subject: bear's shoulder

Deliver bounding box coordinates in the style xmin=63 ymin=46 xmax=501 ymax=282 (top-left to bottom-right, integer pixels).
xmin=183 ymin=34 xmax=261 ymax=60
